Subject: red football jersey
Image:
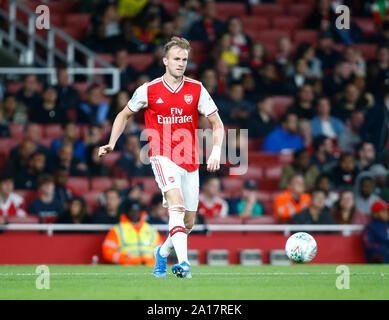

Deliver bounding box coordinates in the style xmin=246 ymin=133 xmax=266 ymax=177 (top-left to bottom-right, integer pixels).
xmin=126 ymin=76 xmax=218 ymax=171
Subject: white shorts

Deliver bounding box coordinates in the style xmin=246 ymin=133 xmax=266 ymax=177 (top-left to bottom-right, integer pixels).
xmin=150 ymin=155 xmax=199 ymax=212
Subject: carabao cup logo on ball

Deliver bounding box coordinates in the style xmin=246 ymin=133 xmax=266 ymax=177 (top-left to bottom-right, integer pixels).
xmin=285 ymin=232 xmax=317 ymax=264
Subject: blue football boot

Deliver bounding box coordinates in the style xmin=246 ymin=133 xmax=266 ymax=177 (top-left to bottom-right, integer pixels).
xmin=153 ymin=245 xmax=167 ymax=278
xmin=172 ymin=261 xmax=192 ymax=279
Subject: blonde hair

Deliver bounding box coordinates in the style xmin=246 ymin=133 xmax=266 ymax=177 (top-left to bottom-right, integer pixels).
xmin=163 ymin=36 xmax=191 ymax=57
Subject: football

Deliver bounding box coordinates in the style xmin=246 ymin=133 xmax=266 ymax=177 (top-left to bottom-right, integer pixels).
xmin=285 ymin=232 xmax=317 ymax=263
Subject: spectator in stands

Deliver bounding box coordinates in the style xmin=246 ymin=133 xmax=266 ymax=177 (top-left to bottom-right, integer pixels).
xmin=210 ymin=33 xmax=239 ymax=67
xmin=363 ymin=200 xmax=389 ymax=263
xmin=78 ymin=84 xmax=110 ymax=126
xmin=338 ymin=109 xmax=364 ymax=152
xmin=137 ymin=0 xmax=171 ymax=24
xmin=22 ymin=123 xmax=50 ymax=155
xmin=86 ymin=145 xmax=110 ymax=176
xmin=286 ymin=84 xmax=316 ymax=120
xmin=0 ymin=93 xmax=27 ymax=125
xmin=51 ymin=121 xmax=85 ymax=162
xmin=199 ymin=68 xmax=220 ymax=100
xmin=55 ymin=67 xmax=81 ymax=115
xmin=292 ymin=189 xmax=335 ymax=228
xmin=261 ymin=112 xmax=304 ymax=153
xmin=214 ymin=58 xmax=231 ymax=96
xmin=310 ymin=135 xmax=335 ymax=171
xmin=361 ymin=90 xmax=389 ymax=155
xmin=105 ymin=48 xmax=139 ymax=90
xmin=322 ymin=60 xmax=353 ymax=103
xmin=3 ymin=139 xmax=38 ymax=176
xmin=246 ymin=94 xmax=277 ymax=138
xmin=275 ymin=36 xmax=293 ymax=73
xmin=28 ymin=174 xmax=64 ymax=223
xmin=246 ymin=41 xmax=266 ymax=70
xmin=102 ymin=199 xmax=161 ymax=265
xmin=133 ymin=13 xmax=161 ymax=49
xmin=0 ymin=110 xmax=10 ymax=137
xmin=279 ymin=150 xmax=320 ymax=192
xmin=114 ymin=134 xmax=153 ymax=177
xmin=100 ymin=3 xmax=121 ymax=38
xmin=254 ymin=62 xmax=283 ymax=96
xmin=178 ymin=0 xmax=201 ymax=36
xmin=228 ymin=179 xmax=263 ymax=218
xmin=92 ymin=188 xmax=122 ymax=224
xmin=284 ymin=58 xmax=310 ymax=95
xmin=354 ymin=172 xmax=382 ymax=215
xmin=30 ymin=86 xmax=65 ymax=124
xmin=355 ymin=141 xmax=376 ymax=171
xmin=327 ymin=152 xmax=359 ymax=190
xmin=332 ymin=189 xmax=367 ymax=225
xmin=198 ymin=176 xmax=228 ymax=218
xmin=298 ymin=119 xmax=313 ymax=149
xmin=225 ymin=16 xmax=252 ymax=61
xmin=305 ymin=0 xmax=335 ymax=31
xmin=14 ymin=152 xmax=47 ymax=190
xmin=0 ymin=172 xmax=27 ymax=221
xmin=333 ymin=83 xmax=365 ymax=122
xmin=146 ymin=193 xmax=168 ymax=225
xmin=370 ymin=164 xmax=389 ymax=202
xmin=188 ymin=0 xmax=224 ymax=42
xmin=314 ymin=174 xmax=339 ymax=209
xmin=241 ymin=72 xmax=257 ymax=104
xmin=288 ymin=42 xmax=323 ymax=79
xmin=53 ymin=167 xmax=78 ymax=205
xmin=82 ymin=124 xmax=105 ymax=163
xmin=310 ymin=96 xmax=345 ymax=138
xmin=343 ymin=46 xmax=366 ymax=76
xmin=376 ymin=21 xmax=389 ymax=46
xmin=217 ymin=81 xmax=254 ymax=125
xmin=16 ymin=74 xmax=42 ymax=110
xmin=82 ymin=20 xmax=111 ymax=53
xmin=113 ymin=18 xmax=148 ymax=53
xmin=48 ymin=141 xmax=89 ymax=176
xmin=144 ymin=45 xmax=165 ymax=80
xmin=274 ymin=174 xmax=311 ymax=220
xmin=315 ymin=30 xmax=342 ymax=72
xmin=57 ymin=197 xmax=91 ymax=224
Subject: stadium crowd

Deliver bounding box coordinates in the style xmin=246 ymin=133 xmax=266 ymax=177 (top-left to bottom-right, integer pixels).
xmin=0 ymin=0 xmax=389 ymax=235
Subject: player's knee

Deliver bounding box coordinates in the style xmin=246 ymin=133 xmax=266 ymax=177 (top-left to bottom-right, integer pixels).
xmin=165 ymin=188 xmax=184 ymax=206
xmin=184 ymin=215 xmax=195 ymax=229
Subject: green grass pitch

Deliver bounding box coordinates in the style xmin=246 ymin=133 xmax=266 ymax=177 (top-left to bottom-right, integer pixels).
xmin=0 ymin=264 xmax=389 ymax=300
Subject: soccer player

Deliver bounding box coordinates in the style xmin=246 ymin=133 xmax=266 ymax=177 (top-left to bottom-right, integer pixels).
xmin=98 ymin=37 xmax=224 ymax=278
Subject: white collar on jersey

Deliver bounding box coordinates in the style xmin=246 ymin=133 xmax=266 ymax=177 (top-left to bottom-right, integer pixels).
xmin=162 ymin=75 xmax=185 ymax=93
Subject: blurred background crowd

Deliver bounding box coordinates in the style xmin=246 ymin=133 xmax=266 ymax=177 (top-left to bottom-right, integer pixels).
xmin=1 ymin=0 xmax=389 ymax=231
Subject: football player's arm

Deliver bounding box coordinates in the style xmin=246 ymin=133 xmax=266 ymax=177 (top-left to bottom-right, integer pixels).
xmin=207 ymin=112 xmax=224 ymax=172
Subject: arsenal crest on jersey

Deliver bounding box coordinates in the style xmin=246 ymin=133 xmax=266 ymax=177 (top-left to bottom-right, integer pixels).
xmin=184 ymin=94 xmax=193 ymax=104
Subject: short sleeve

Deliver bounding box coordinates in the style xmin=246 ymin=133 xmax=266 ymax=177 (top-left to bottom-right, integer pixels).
xmin=198 ymin=84 xmax=218 ymax=117
xmin=126 ymin=83 xmax=148 ymax=112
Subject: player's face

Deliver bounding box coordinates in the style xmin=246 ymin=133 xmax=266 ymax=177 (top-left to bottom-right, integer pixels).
xmin=163 ymin=46 xmax=188 ymax=78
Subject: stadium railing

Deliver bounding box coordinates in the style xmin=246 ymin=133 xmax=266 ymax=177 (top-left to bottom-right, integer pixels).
xmin=0 ymin=224 xmax=364 ymax=237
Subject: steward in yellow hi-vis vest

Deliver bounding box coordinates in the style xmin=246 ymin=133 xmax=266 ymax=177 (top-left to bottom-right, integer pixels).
xmin=102 ymin=201 xmax=161 ymax=265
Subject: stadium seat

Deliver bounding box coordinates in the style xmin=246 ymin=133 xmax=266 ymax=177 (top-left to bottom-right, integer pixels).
xmin=24 ymin=1 xmax=77 ymax=13
xmin=0 ymin=138 xmax=21 ymax=156
xmin=244 ymin=215 xmax=277 ymax=224
xmin=272 ymin=95 xmax=294 ymax=121
xmin=190 ymin=41 xmax=209 ymax=65
xmin=6 ymin=82 xmax=44 ymax=94
xmin=251 ymin=4 xmax=285 ymax=16
xmin=83 ymin=191 xmax=102 ymax=213
xmin=14 ymin=190 xmax=37 ymax=207
xmin=131 ymin=177 xmax=159 ymax=194
xmin=353 ymin=18 xmax=376 ymax=38
xmin=90 ymin=177 xmax=112 ymax=192
xmin=243 ymin=166 xmax=263 ymax=179
xmin=67 ymin=177 xmax=90 ymax=193
xmin=278 ymin=152 xmax=293 ymax=164
xmin=256 ymin=30 xmax=291 ymax=46
xmin=265 ymin=165 xmax=283 ymax=180
xmin=0 ymin=153 xmax=7 ymax=171
xmin=50 ymin=14 xmax=64 ymax=27
xmin=128 ymin=54 xmax=154 ymax=72
xmin=39 ymin=138 xmax=53 ymax=148
xmin=264 ymin=43 xmax=278 ymax=61
xmin=215 ymin=2 xmax=247 ymax=20
xmin=205 ymin=216 xmax=244 ymax=224
xmin=286 ymin=4 xmax=312 ymax=18
xmin=9 ymin=124 xmax=24 ymax=139
xmin=163 ymin=1 xmax=180 ymax=13
xmin=96 ymin=53 xmax=114 ymax=67
xmin=293 ymin=29 xmax=319 ymax=46
xmin=101 ymin=151 xmax=122 ymax=169
xmin=221 ymin=178 xmax=243 ymax=196
xmin=258 ymin=179 xmax=279 ymax=191
xmin=64 ymin=14 xmax=91 ymax=30
xmin=43 ymin=124 xmax=63 ymax=139
xmin=247 ymin=138 xmax=263 ymax=151
xmin=241 ymin=16 xmax=270 ymax=32
xmin=248 ymin=152 xmax=279 ymax=166
xmin=256 ymin=191 xmax=271 ymax=202
xmin=354 ymin=44 xmax=378 ymax=60
xmin=272 ymin=17 xmax=302 ymax=31
xmin=7 ymin=215 xmax=40 ymax=224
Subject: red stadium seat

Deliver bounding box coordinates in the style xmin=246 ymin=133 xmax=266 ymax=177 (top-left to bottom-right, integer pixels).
xmin=67 ymin=177 xmax=90 ymax=193
xmin=278 ymin=152 xmax=293 ymax=164
xmin=265 ymin=165 xmax=283 ymax=180
xmin=353 ymin=18 xmax=376 ymax=37
xmin=131 ymin=177 xmax=159 ymax=194
xmin=221 ymin=178 xmax=243 ymax=196
xmin=96 ymin=53 xmax=114 ymax=67
xmin=101 ymin=151 xmax=122 ymax=169
xmin=258 ymin=179 xmax=279 ymax=191
xmin=44 ymin=124 xmax=63 ymax=139
xmin=272 ymin=17 xmax=302 ymax=31
xmin=128 ymin=54 xmax=154 ymax=72
xmin=0 ymin=138 xmax=20 ymax=156
xmin=7 ymin=215 xmax=40 ymax=224
xmin=354 ymin=44 xmax=378 ymax=60
xmin=163 ymin=1 xmax=180 ymax=13
xmin=190 ymin=41 xmax=209 ymax=65
xmin=83 ymin=191 xmax=102 ymax=213
xmin=256 ymin=30 xmax=291 ymax=46
xmin=64 ymin=14 xmax=91 ymax=30
xmin=256 ymin=191 xmax=271 ymax=202
xmin=251 ymin=4 xmax=285 ymax=16
xmin=272 ymin=95 xmax=294 ymax=121
xmin=0 ymin=153 xmax=7 ymax=171
xmin=9 ymin=124 xmax=24 ymax=139
xmin=293 ymin=29 xmax=319 ymax=45
xmin=51 ymin=14 xmax=64 ymax=27
xmin=244 ymin=215 xmax=277 ymax=224
xmin=39 ymin=138 xmax=53 ymax=148
xmin=286 ymin=4 xmax=312 ymax=18
xmin=248 ymin=152 xmax=279 ymax=166
xmin=243 ymin=166 xmax=263 ymax=179
xmin=264 ymin=43 xmax=278 ymax=61
xmin=205 ymin=216 xmax=244 ymax=224
xmin=6 ymin=82 xmax=44 ymax=94
xmin=247 ymin=138 xmax=263 ymax=151
xmin=24 ymin=1 xmax=77 ymax=14
xmin=215 ymin=2 xmax=246 ymax=20
xmin=241 ymin=16 xmax=270 ymax=32
xmin=90 ymin=177 xmax=113 ymax=192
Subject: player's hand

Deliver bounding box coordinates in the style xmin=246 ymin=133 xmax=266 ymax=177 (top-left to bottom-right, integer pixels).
xmin=98 ymin=144 xmax=114 ymax=158
xmin=207 ymin=158 xmax=220 ymax=172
